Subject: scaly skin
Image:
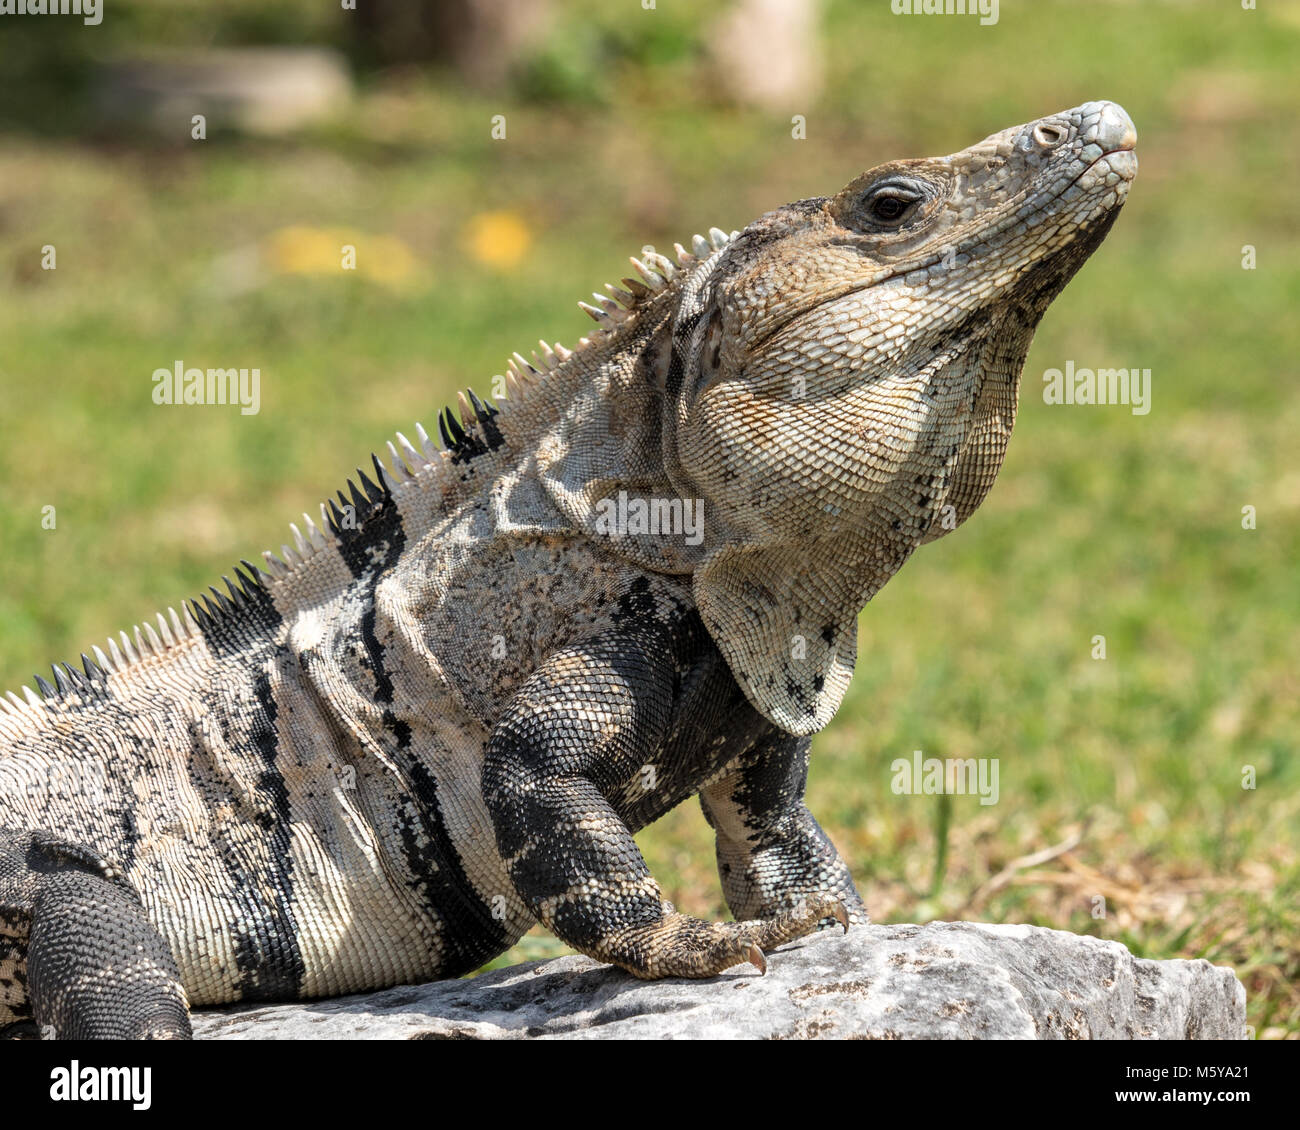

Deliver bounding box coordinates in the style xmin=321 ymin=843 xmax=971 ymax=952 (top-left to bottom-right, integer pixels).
xmin=0 ymin=102 xmax=1135 ymax=1038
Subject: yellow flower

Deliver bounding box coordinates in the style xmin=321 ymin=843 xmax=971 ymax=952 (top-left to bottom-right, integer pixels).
xmin=464 ymin=211 xmax=533 ymax=270
xmin=263 ymin=227 xmax=418 ymax=289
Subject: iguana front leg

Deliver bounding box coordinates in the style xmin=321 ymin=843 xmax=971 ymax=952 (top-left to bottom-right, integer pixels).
xmin=482 ymin=621 xmax=847 ymax=979
xmin=0 ymin=829 xmax=190 ymax=1039
xmin=700 ymin=733 xmax=869 ymax=927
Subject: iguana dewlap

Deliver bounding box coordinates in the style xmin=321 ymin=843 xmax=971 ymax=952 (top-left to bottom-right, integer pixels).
xmin=0 ymin=102 xmax=1136 ymax=1039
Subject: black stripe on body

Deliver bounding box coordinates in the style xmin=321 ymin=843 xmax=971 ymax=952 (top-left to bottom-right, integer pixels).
xmin=183 ymin=560 xmax=304 ymax=1000
xmin=662 ymin=310 xmax=702 ymax=404
xmin=332 ymin=471 xmax=512 ymax=976
xmin=228 ymin=666 xmax=306 ymax=1000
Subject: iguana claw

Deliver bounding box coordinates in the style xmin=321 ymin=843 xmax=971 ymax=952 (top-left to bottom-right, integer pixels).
xmin=833 ymin=902 xmax=851 ymax=933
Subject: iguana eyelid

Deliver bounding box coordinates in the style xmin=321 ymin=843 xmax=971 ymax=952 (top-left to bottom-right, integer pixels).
xmin=856 ymin=175 xmax=948 ymax=230
xmin=865 ymin=180 xmax=925 ymax=201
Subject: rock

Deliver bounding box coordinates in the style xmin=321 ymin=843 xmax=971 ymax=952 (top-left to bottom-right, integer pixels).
xmin=192 ymin=922 xmax=1245 ymax=1040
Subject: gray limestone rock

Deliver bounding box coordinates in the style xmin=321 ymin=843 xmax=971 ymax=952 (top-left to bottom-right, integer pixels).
xmin=193 ymin=921 xmax=1246 ymax=1040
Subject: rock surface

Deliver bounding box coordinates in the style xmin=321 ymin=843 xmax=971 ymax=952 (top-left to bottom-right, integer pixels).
xmin=192 ymin=922 xmax=1246 ymax=1040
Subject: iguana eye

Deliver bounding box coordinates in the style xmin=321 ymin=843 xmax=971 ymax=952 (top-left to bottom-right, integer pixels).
xmin=863 ymin=184 xmax=923 ymax=226
xmin=872 ymin=195 xmax=909 ymax=220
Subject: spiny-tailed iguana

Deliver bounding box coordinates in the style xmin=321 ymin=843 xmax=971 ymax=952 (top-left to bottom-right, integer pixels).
xmin=0 ymin=102 xmax=1137 ymax=1039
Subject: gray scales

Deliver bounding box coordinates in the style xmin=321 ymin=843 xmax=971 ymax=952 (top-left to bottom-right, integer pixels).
xmin=1 ymin=102 xmax=1138 ymax=1039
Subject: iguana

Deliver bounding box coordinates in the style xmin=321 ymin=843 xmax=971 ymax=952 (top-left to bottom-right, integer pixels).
xmin=0 ymin=102 xmax=1136 ymax=1039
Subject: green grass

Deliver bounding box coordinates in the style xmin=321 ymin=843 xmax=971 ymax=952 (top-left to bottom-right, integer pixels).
xmin=0 ymin=0 xmax=1296 ymax=1036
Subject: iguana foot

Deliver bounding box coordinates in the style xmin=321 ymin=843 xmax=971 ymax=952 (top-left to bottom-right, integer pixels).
xmin=606 ymin=894 xmax=849 ymax=979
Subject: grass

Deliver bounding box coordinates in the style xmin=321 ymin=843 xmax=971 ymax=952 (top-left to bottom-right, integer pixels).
xmin=0 ymin=0 xmax=1296 ymax=1036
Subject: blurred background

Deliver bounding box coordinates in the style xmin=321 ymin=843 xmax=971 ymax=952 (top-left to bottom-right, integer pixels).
xmin=0 ymin=0 xmax=1296 ymax=1035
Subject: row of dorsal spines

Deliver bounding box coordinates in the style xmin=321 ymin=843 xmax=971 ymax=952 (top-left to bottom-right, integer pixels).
xmin=0 ymin=604 xmax=203 ymax=723
xmin=262 ymin=228 xmax=739 ymax=579
xmin=577 ymin=229 xmax=735 ymax=331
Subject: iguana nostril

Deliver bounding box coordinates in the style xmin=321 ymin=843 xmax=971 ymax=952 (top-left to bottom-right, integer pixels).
xmin=1033 ymin=123 xmax=1064 ymax=148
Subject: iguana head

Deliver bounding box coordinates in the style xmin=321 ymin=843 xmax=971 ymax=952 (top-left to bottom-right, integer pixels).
xmin=661 ymin=101 xmax=1137 ymax=734
xmin=536 ymin=102 xmax=1136 ymax=734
